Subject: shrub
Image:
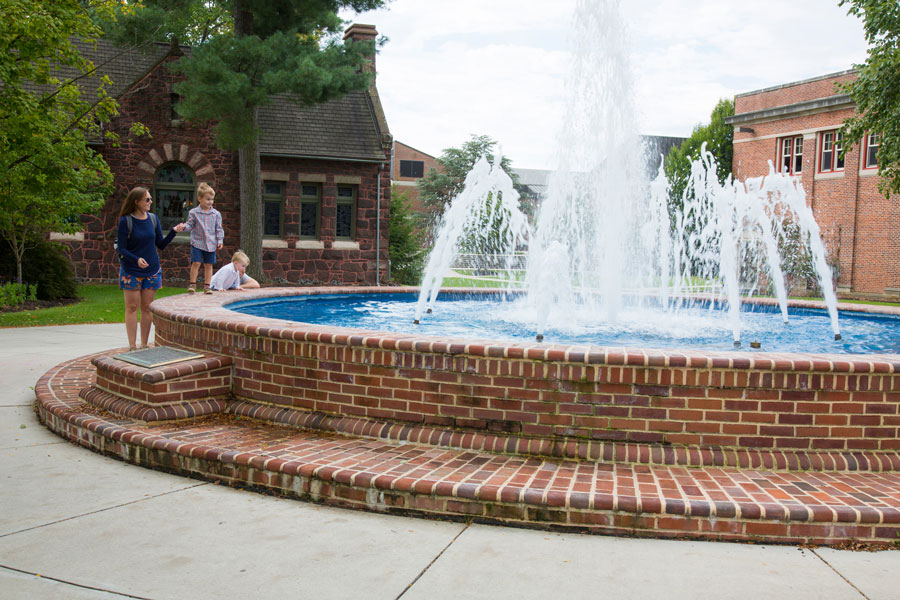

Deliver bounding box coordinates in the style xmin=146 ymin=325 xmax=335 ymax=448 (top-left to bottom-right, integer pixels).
xmin=388 ymin=189 xmax=425 ymax=285
xmin=0 ymin=282 xmax=38 ymax=308
xmin=0 ymin=238 xmax=79 ymax=300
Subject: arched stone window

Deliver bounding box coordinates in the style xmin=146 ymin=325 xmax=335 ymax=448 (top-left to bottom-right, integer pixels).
xmin=153 ymin=162 xmax=196 ymax=230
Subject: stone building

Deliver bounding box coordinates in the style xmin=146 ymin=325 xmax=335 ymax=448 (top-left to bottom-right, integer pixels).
xmin=726 ymin=70 xmax=899 ymax=297
xmin=56 ymin=24 xmax=392 ymax=286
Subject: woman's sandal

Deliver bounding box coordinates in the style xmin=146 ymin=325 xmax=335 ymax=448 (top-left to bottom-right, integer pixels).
xmin=203 ymin=284 xmax=213 ymax=295
xmin=187 ymin=284 xmax=196 ymax=293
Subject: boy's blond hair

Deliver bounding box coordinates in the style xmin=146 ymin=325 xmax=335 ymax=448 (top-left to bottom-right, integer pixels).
xmin=232 ymin=250 xmax=250 ymax=265
xmin=197 ymin=182 xmax=215 ymax=199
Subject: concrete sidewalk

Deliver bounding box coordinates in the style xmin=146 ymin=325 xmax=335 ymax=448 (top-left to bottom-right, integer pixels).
xmin=1 ymin=324 xmax=896 ymax=600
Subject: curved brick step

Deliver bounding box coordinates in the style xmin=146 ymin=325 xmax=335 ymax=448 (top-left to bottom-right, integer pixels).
xmin=35 ymin=352 xmax=900 ymax=546
xmin=80 ymin=386 xmax=228 ymax=422
xmin=228 ymin=400 xmax=900 ymax=472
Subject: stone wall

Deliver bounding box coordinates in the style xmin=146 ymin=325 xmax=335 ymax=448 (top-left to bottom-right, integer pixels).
xmin=62 ymin=47 xmax=390 ymax=286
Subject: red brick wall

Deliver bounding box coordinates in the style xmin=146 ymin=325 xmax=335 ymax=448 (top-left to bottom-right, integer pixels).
xmin=392 ymin=141 xmax=438 ymax=211
xmin=63 ymin=48 xmax=390 ymax=286
xmin=152 ymin=289 xmax=900 ymax=457
xmin=732 ymin=71 xmax=900 ymax=294
xmin=734 ymin=71 xmax=856 ymax=114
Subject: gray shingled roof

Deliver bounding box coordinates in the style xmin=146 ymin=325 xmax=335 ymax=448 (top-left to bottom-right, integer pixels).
xmin=67 ymin=39 xmax=386 ymax=162
xmin=27 ymin=39 xmax=171 ymax=100
xmin=259 ymin=91 xmax=385 ymax=161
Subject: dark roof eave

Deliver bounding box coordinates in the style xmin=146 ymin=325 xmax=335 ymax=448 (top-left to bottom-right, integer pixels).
xmin=726 ymin=94 xmax=854 ymax=126
xmin=260 ymin=151 xmax=388 ymax=163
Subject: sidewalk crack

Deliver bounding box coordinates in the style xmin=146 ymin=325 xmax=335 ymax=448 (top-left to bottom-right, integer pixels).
xmin=809 ymin=548 xmax=872 ymax=600
xmin=395 ymin=522 xmax=470 ymax=599
xmin=0 ymin=564 xmax=156 ymax=599
xmin=0 ymin=482 xmax=208 ymax=539
xmin=0 ymin=441 xmax=68 ymax=451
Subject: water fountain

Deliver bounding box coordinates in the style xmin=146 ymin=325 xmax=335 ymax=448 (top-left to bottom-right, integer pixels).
xmin=414 ymin=154 xmax=530 ymax=323
xmin=36 ymin=0 xmax=900 ymax=546
xmin=412 ymin=0 xmax=842 ymax=348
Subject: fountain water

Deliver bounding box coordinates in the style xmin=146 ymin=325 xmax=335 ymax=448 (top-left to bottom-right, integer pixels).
xmin=415 ymin=0 xmax=841 ymax=345
xmin=414 ymin=154 xmax=531 ymax=322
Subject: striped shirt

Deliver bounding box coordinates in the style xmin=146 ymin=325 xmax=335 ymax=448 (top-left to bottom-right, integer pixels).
xmin=184 ymin=206 xmax=224 ymax=252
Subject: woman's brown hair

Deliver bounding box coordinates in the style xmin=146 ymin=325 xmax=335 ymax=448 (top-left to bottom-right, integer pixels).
xmin=119 ymin=186 xmax=149 ymax=217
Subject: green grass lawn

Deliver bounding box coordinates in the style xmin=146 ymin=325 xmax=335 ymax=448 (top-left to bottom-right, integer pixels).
xmin=0 ymin=284 xmax=186 ymax=328
xmin=440 ymin=276 xmax=516 ymax=289
xmin=813 ymin=298 xmax=900 ymax=307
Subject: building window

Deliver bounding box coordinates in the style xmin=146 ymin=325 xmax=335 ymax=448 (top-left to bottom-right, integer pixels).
xmin=399 ymin=160 xmax=424 ymax=178
xmin=818 ymin=131 xmax=844 ymax=173
xmin=299 ymin=183 xmax=321 ymax=239
xmin=262 ymin=181 xmax=284 ymax=237
xmin=335 ymin=185 xmax=356 ymax=240
xmin=864 ymin=133 xmax=879 ymax=169
xmin=153 ymin=162 xmax=195 ymax=231
xmin=779 ymin=136 xmax=803 ymax=175
xmin=170 ymin=93 xmax=180 ymax=121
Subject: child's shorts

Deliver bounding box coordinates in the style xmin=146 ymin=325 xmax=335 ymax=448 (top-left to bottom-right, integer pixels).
xmin=190 ymin=246 xmax=217 ymax=264
xmin=119 ymin=267 xmax=162 ymax=291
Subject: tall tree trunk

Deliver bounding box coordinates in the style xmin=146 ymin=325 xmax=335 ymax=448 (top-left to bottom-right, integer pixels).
xmin=14 ymin=244 xmax=23 ymax=285
xmin=233 ymin=1 xmax=264 ymax=281
xmin=239 ymin=123 xmax=264 ymax=281
xmin=4 ymin=233 xmax=25 ymax=284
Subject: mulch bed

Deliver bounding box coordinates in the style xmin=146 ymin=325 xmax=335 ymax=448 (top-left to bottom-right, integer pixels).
xmin=0 ymin=298 xmax=80 ymax=313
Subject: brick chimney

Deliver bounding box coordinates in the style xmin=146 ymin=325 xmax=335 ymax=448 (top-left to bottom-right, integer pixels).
xmin=343 ymin=23 xmax=378 ymax=77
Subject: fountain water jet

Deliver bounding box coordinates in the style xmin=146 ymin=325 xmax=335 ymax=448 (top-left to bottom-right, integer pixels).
xmin=415 ymin=0 xmax=841 ymax=345
xmin=414 ymin=154 xmax=531 ymax=323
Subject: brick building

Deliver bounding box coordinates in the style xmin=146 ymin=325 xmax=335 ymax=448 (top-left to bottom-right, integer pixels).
xmin=726 ymin=70 xmax=899 ymax=297
xmin=390 ymin=141 xmax=438 ymax=212
xmin=55 ymin=24 xmax=392 ymax=286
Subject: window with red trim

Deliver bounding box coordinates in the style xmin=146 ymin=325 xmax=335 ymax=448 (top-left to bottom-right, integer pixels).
xmin=863 ymin=133 xmax=879 ymax=169
xmin=779 ymin=136 xmax=803 ymax=175
xmin=818 ymin=130 xmax=844 ymax=173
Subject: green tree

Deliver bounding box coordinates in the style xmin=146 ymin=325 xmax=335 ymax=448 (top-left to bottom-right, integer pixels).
xmin=839 ymin=0 xmax=900 ymax=197
xmin=0 ymin=0 xmax=119 ymax=284
xmin=106 ymin=0 xmax=387 ymax=281
xmin=663 ymin=98 xmax=734 ymax=213
xmin=387 ymin=187 xmax=424 ymax=285
xmin=416 ymin=134 xmax=523 ymax=241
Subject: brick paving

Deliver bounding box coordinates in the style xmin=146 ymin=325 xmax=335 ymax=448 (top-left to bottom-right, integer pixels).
xmin=36 ymin=350 xmax=900 ymax=546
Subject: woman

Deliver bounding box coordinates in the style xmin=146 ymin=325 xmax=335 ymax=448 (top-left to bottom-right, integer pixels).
xmin=117 ymin=186 xmax=185 ymax=350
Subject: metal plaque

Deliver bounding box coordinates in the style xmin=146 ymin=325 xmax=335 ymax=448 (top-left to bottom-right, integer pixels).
xmin=112 ymin=346 xmax=203 ymax=368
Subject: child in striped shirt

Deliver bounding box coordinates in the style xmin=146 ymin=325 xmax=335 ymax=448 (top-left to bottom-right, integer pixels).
xmin=183 ymin=182 xmax=224 ymax=294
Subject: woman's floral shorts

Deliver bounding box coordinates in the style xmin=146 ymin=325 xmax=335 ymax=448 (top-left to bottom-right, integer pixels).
xmin=119 ymin=267 xmax=162 ymax=291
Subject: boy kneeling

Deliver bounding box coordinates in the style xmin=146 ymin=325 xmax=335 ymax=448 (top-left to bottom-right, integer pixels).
xmin=209 ymin=250 xmax=260 ymax=291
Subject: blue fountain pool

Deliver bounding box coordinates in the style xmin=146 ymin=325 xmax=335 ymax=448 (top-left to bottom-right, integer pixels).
xmin=226 ymin=293 xmax=900 ymax=354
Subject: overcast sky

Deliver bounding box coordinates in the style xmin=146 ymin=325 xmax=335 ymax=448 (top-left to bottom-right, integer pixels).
xmin=343 ymin=0 xmax=870 ymax=169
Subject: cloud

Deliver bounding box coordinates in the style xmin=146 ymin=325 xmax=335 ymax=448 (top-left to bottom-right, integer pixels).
xmin=345 ymin=0 xmax=869 ymax=169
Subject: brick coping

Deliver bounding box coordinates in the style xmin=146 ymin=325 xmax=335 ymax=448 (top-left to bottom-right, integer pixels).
xmin=35 ymin=351 xmax=900 ymax=546
xmin=151 ymin=287 xmax=900 ymax=373
xmin=91 ymin=353 xmax=233 ymax=383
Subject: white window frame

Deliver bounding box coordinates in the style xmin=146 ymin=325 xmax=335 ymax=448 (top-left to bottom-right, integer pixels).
xmin=863 ymin=133 xmax=879 ymax=169
xmin=818 ymin=131 xmax=844 ymax=174
xmin=779 ymin=136 xmax=803 ymax=175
